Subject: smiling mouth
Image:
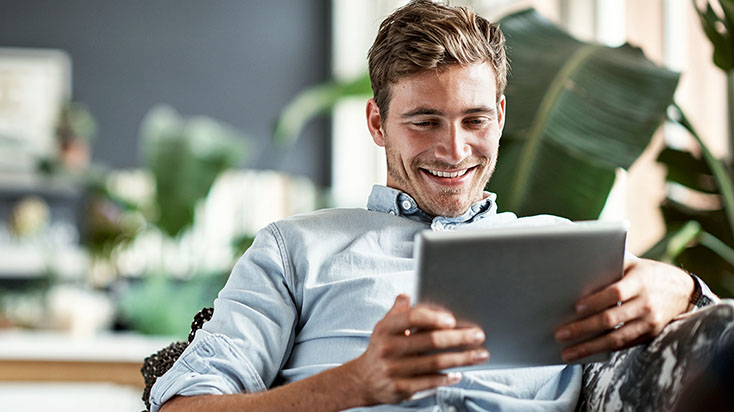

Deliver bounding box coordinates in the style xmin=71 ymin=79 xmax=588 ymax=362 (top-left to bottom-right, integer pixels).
xmin=421 ymin=166 xmax=477 ymax=179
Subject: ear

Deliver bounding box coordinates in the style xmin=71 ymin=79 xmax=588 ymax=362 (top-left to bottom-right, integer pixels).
xmin=366 ymin=98 xmax=385 ymax=147
xmin=497 ymin=94 xmax=506 ymax=134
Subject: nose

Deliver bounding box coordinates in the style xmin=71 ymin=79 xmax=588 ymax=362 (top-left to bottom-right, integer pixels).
xmin=434 ymin=123 xmax=470 ymax=164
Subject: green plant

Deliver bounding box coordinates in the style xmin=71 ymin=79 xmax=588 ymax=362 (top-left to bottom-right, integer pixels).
xmin=641 ymin=1 xmax=734 ymax=297
xmin=273 ymin=74 xmax=372 ymax=147
xmin=645 ymin=105 xmax=734 ymax=296
xmin=488 ymin=9 xmax=678 ymax=219
xmin=694 ymin=0 xmax=734 ymax=155
xmin=141 ymin=105 xmax=249 ymax=237
xmin=119 ymin=271 xmax=228 ymax=338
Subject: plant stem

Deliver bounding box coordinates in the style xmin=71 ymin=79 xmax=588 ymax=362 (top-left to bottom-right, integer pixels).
xmin=699 ymin=231 xmax=734 ymax=265
xmin=663 ymin=220 xmax=702 ymax=262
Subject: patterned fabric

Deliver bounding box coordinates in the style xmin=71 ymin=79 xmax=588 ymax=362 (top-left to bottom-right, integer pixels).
xmin=579 ymin=301 xmax=734 ymax=412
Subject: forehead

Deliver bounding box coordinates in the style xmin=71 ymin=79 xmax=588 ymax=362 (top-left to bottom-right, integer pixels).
xmin=388 ymin=62 xmax=498 ymax=114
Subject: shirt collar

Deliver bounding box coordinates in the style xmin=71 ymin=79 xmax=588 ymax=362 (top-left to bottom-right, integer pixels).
xmin=366 ymin=185 xmax=498 ymax=227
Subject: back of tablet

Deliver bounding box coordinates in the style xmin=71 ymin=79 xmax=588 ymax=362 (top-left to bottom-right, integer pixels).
xmin=416 ymin=221 xmax=627 ymax=370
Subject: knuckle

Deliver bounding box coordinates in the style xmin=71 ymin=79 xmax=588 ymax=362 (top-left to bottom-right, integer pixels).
xmin=392 ymin=380 xmax=413 ymax=398
xmin=376 ymin=341 xmax=394 ymax=358
xmin=601 ymin=311 xmax=618 ymax=329
xmin=427 ymin=356 xmax=443 ymax=371
xmin=427 ymin=331 xmax=441 ymax=347
xmin=383 ymin=362 xmax=399 ymax=378
xmin=610 ymin=285 xmax=624 ymax=301
xmin=608 ymin=333 xmax=626 ymax=349
xmin=405 ymin=310 xmax=421 ymax=326
xmin=650 ymin=312 xmax=664 ymax=328
xmin=641 ymin=301 xmax=654 ymax=314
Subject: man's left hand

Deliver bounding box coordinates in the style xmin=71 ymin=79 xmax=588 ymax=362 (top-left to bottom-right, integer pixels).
xmin=554 ymin=257 xmax=694 ymax=362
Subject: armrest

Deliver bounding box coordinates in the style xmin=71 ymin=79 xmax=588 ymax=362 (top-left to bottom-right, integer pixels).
xmin=140 ymin=307 xmax=214 ymax=412
xmin=579 ymin=301 xmax=734 ymax=412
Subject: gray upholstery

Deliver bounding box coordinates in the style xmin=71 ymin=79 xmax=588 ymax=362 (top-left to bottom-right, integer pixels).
xmin=579 ymin=301 xmax=734 ymax=411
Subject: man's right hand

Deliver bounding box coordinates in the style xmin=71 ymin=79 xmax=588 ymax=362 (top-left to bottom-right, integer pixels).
xmin=345 ymin=294 xmax=489 ymax=405
xmin=159 ymin=295 xmax=488 ymax=412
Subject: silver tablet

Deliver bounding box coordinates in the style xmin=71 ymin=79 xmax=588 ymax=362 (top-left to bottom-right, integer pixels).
xmin=415 ymin=220 xmax=627 ymax=370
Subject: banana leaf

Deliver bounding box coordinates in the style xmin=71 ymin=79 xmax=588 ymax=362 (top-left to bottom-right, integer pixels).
xmin=657 ymin=147 xmax=718 ymax=194
xmin=490 ymin=9 xmax=679 ymax=220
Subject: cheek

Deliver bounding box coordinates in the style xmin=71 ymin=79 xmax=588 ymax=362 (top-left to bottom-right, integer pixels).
xmin=475 ymin=135 xmax=500 ymax=158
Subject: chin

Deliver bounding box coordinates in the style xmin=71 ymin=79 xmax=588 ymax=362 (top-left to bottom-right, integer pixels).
xmin=425 ymin=199 xmax=471 ymax=218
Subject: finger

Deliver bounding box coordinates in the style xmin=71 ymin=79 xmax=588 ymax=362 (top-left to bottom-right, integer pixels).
xmin=390 ymin=294 xmax=411 ymax=313
xmin=378 ymin=305 xmax=456 ymax=335
xmin=561 ymin=319 xmax=654 ymax=362
xmin=556 ymin=297 xmax=646 ymax=343
xmin=389 ymin=347 xmax=490 ymax=376
xmin=389 ymin=328 xmax=486 ymax=356
xmin=575 ymin=274 xmax=640 ymax=316
xmin=389 ymin=372 xmax=463 ymax=401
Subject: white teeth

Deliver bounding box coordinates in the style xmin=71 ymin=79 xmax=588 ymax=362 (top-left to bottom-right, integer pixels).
xmin=427 ymin=169 xmax=468 ymax=178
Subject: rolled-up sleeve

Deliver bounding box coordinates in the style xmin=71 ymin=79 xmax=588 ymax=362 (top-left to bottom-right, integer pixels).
xmin=149 ymin=223 xmax=298 ymax=411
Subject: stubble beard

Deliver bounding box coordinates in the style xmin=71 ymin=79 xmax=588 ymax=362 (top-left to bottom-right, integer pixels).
xmin=384 ymin=145 xmax=493 ymax=217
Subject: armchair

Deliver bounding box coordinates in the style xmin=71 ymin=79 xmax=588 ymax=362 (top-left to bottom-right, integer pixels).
xmin=141 ymin=302 xmax=734 ymax=412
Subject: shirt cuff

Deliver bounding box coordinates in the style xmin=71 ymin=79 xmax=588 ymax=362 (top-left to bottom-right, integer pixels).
xmin=689 ymin=273 xmax=718 ymax=309
xmin=148 ymin=332 xmax=267 ymax=412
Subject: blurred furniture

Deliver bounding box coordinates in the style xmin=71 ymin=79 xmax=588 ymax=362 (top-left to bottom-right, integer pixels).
xmin=0 ymin=174 xmax=84 ymax=288
xmin=0 ymin=329 xmax=172 ymax=387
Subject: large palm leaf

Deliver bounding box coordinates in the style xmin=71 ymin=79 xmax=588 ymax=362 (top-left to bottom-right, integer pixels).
xmin=490 ymin=9 xmax=679 ymax=219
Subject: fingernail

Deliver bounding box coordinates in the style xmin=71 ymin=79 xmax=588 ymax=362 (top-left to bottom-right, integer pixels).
xmin=555 ymin=329 xmax=570 ymax=341
xmin=473 ymin=349 xmax=489 ymax=362
xmin=576 ymin=303 xmax=587 ymax=313
xmin=472 ymin=329 xmax=485 ymax=343
xmin=439 ymin=314 xmax=455 ymax=327
xmin=447 ymin=372 xmax=462 ymax=384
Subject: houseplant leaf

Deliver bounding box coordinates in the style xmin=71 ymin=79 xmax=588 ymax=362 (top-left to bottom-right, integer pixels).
xmin=669 ymin=104 xmax=734 ymax=235
xmin=693 ymin=0 xmax=734 ymax=70
xmin=657 ymin=147 xmax=718 ymax=193
xmin=489 ymin=9 xmax=679 ymax=220
xmin=141 ymin=105 xmax=249 ymax=237
xmin=273 ymin=74 xmax=372 ymax=146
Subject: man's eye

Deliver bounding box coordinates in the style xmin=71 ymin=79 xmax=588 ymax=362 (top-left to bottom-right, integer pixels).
xmin=413 ymin=121 xmax=434 ymax=127
xmin=466 ymin=118 xmax=489 ymax=126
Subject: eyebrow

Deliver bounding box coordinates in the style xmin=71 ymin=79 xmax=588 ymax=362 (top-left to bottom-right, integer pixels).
xmin=400 ymin=106 xmax=496 ymax=118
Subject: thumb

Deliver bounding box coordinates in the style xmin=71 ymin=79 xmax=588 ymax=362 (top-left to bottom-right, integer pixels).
xmin=391 ymin=294 xmax=411 ymax=312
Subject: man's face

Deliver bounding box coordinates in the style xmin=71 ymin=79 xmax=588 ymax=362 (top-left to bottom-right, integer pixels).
xmin=366 ymin=62 xmax=506 ymax=217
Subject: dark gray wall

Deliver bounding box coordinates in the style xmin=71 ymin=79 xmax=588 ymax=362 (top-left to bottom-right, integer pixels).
xmin=0 ymin=0 xmax=332 ymax=185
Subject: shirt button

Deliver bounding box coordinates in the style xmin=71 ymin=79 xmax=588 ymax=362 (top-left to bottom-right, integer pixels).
xmin=446 ymin=406 xmax=458 ymax=412
xmin=401 ymin=200 xmax=412 ymax=210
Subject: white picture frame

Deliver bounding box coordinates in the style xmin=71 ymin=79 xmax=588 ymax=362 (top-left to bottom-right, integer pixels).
xmin=0 ymin=47 xmax=71 ymax=173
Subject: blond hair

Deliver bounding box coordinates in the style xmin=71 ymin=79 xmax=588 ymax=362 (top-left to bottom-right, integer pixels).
xmin=368 ymin=0 xmax=508 ymax=118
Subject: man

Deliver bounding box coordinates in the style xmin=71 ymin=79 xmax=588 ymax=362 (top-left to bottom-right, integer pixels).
xmin=151 ymin=1 xmax=717 ymax=411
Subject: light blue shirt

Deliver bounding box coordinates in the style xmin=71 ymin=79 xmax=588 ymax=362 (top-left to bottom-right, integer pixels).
xmin=149 ymin=185 xmax=581 ymax=412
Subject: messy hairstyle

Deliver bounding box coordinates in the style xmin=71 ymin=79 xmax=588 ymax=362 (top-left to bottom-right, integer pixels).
xmin=367 ymin=0 xmax=508 ymax=119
